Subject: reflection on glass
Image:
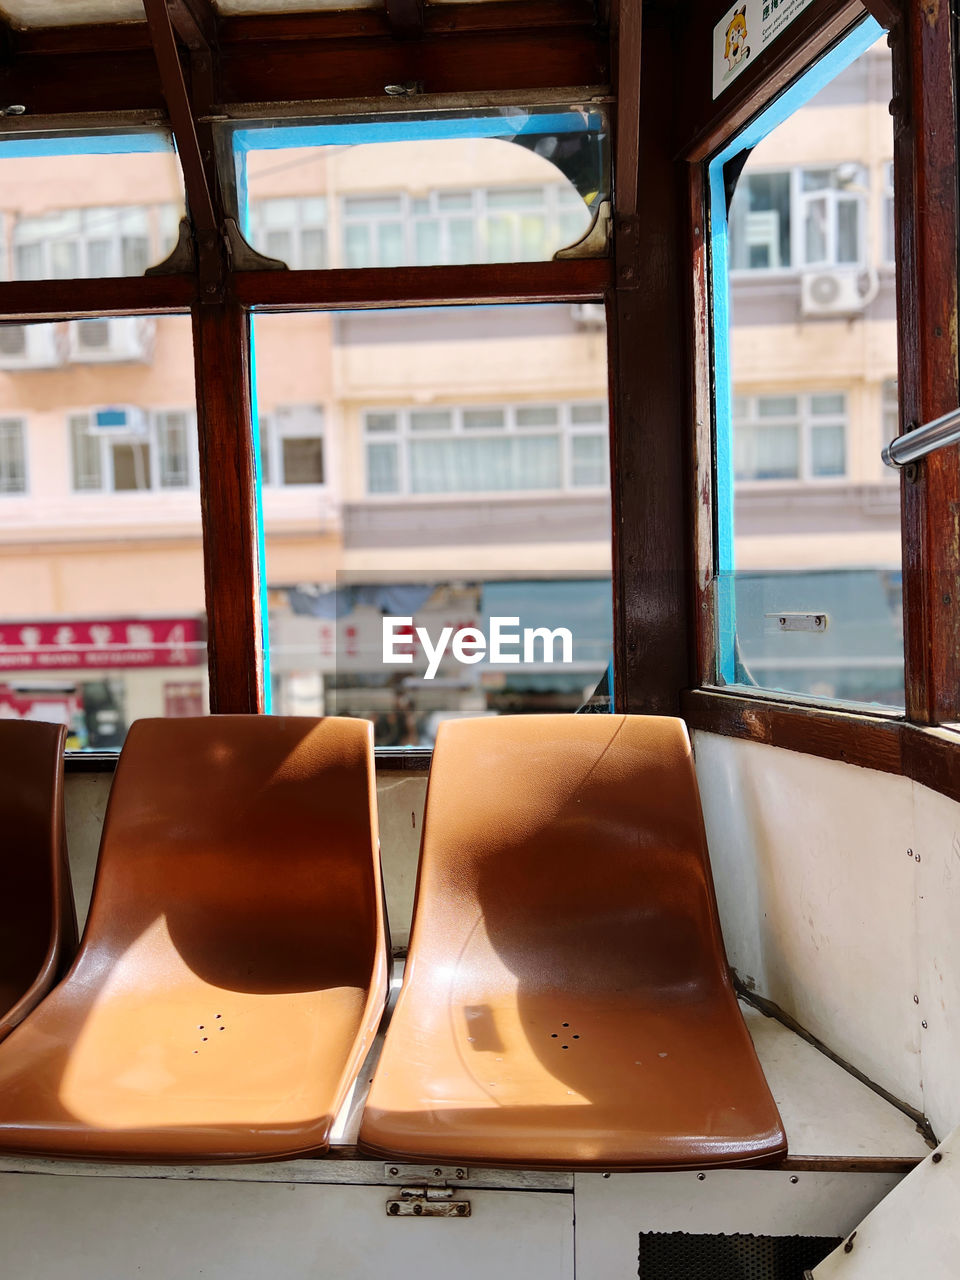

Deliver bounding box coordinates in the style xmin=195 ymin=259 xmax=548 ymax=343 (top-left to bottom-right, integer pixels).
xmin=227 ymin=108 xmax=609 ymax=270
xmin=0 ymin=133 xmax=185 ymax=280
xmin=726 ymin=569 xmax=903 ymax=709
xmin=0 ymin=317 xmax=207 ymax=748
xmin=254 ymin=305 xmax=612 ymax=742
xmin=719 ymin=33 xmax=903 ymax=709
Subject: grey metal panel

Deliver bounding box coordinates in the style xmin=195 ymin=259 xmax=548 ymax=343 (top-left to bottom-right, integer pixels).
xmin=734 ymin=484 xmax=900 ymax=538
xmin=730 ymin=272 xmax=897 ymax=327
xmin=334 ymin=304 xmax=584 ymax=347
xmin=343 ymin=494 xmax=612 ymax=548
xmin=0 ymin=1173 xmax=574 ymax=1280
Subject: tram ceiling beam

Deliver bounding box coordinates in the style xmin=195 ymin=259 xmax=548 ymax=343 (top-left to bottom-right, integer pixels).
xmin=0 ymin=14 xmax=606 ymax=117
xmin=0 ymin=14 xmax=16 ymax=68
xmin=142 ymin=0 xmax=218 ymax=236
xmin=167 ymin=0 xmax=218 ymax=53
xmin=384 ymin=0 xmax=425 ymax=40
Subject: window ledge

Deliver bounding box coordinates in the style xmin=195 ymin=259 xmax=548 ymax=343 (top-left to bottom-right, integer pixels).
xmin=682 ymin=686 xmax=960 ymax=807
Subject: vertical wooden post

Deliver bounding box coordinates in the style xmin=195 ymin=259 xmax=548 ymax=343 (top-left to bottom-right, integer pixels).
xmin=192 ymin=302 xmax=264 ymax=713
xmin=895 ymin=3 xmax=960 ymax=724
xmin=609 ymin=5 xmax=692 ymax=714
xmin=145 ymin=0 xmax=263 ymax=714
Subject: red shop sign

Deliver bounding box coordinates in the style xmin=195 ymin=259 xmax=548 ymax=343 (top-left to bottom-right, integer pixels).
xmin=0 ymin=618 xmax=206 ymax=671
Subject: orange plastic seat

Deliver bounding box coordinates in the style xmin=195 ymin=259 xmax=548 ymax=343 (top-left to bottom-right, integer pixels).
xmin=360 ymin=714 xmax=787 ymax=1170
xmin=0 ymin=720 xmax=77 ymax=1042
xmin=0 ymin=715 xmax=388 ymax=1163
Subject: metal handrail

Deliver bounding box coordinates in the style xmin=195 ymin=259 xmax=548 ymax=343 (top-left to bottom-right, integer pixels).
xmin=882 ymin=405 xmax=960 ymax=468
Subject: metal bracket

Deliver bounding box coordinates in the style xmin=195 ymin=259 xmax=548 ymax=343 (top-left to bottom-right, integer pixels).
xmin=383 ymin=1163 xmax=469 ymax=1182
xmin=145 ymin=216 xmax=197 ymax=276
xmin=769 ymin=612 xmax=829 ymax=633
xmin=554 ymin=199 xmax=612 ymax=260
xmin=223 ymin=218 xmax=288 ymax=272
xmin=386 ymin=1187 xmax=471 ymax=1218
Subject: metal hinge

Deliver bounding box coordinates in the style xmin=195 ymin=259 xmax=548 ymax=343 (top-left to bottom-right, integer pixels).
xmin=768 ymin=612 xmax=829 ymax=633
xmin=384 ymin=1165 xmax=471 ymax=1218
xmin=386 ymin=1186 xmax=471 ymax=1218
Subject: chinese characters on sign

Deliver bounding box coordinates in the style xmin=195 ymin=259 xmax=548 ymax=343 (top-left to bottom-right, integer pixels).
xmin=0 ymin=618 xmax=205 ymax=671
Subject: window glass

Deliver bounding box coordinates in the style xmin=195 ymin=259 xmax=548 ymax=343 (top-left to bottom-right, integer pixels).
xmin=260 ymin=406 xmax=326 ymax=487
xmin=0 ymin=419 xmax=26 ymax=494
xmin=228 ymin=107 xmax=608 ymax=270
xmin=0 ymin=317 xmax=207 ymax=749
xmin=712 ymin=26 xmax=903 ymax=710
xmin=0 ymin=133 xmax=185 ymax=280
xmin=253 ymin=305 xmax=612 ymax=740
xmin=728 ymin=172 xmax=791 ymax=270
xmin=249 ymin=197 xmax=327 ymax=269
xmin=362 ymin=401 xmax=609 ymax=497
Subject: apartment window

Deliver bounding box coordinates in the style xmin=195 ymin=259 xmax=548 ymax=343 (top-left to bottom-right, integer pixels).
xmin=882 ymin=378 xmax=900 ymax=465
xmin=342 ymin=185 xmax=589 ymax=269
xmin=733 ymin=393 xmax=848 ymax=481
xmin=729 ymin=167 xmax=866 ymax=271
xmin=363 ymin=402 xmax=608 ymax=496
xmin=11 ymin=206 xmax=164 ymax=280
xmin=0 ymin=418 xmax=26 ymax=494
xmin=156 ymin=412 xmax=192 ymax=489
xmin=69 ymin=410 xmax=197 ymax=493
xmin=260 ymin=406 xmax=325 ymax=486
xmin=248 ymin=198 xmax=327 ymax=269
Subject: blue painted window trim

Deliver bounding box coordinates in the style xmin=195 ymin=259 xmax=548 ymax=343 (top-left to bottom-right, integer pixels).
xmin=0 ymin=131 xmax=175 ymax=159
xmin=707 ymin=16 xmax=884 ymax=683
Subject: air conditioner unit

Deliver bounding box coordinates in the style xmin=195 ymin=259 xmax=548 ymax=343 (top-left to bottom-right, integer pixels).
xmin=88 ymin=405 xmax=150 ymax=438
xmin=68 ymin=316 xmax=156 ymax=364
xmin=800 ymin=269 xmax=871 ymax=317
xmin=571 ymin=302 xmax=605 ymax=329
xmin=0 ymin=323 xmax=66 ymax=371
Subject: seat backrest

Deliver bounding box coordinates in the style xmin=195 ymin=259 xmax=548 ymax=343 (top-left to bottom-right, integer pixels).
xmin=76 ymin=716 xmax=384 ymax=995
xmin=0 ymin=720 xmax=77 ymax=1040
xmin=407 ymin=714 xmax=731 ymax=999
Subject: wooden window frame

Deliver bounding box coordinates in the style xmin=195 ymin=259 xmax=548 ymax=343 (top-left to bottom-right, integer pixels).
xmin=678 ymin=0 xmax=960 ymax=803
xmin=0 ymin=0 xmax=615 ymax=741
xmin=3 ymin=0 xmax=957 ymax=804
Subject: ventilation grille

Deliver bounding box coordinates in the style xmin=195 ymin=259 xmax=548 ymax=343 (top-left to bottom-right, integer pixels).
xmin=638 ymin=1233 xmax=840 ymax=1280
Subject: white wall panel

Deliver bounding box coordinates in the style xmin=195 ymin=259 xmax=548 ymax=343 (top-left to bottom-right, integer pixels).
xmin=694 ymin=732 xmax=921 ymax=1109
xmin=694 ymin=731 xmax=960 ymax=1136
xmin=813 ymin=1127 xmax=960 ymax=1279
xmin=0 ymin=1172 xmax=573 ymax=1280
xmin=914 ymin=783 xmax=960 ymax=1138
